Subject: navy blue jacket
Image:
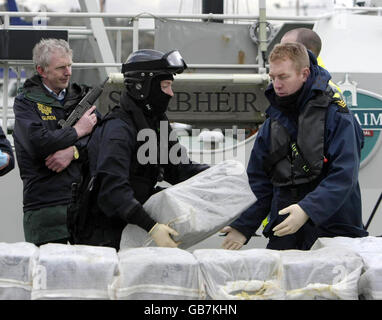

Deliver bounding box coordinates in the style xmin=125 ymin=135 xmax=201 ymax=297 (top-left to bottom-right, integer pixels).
xmin=231 ymin=53 xmax=368 ymax=242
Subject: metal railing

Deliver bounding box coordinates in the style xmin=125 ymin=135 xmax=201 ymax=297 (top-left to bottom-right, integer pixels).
xmin=0 ymin=7 xmax=377 ymax=132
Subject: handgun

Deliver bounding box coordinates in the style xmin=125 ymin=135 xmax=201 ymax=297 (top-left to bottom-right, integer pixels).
xmin=58 ymin=77 xmax=109 ymax=128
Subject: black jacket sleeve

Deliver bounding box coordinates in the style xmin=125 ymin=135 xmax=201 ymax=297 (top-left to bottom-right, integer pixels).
xmin=94 ymin=118 xmax=156 ymax=232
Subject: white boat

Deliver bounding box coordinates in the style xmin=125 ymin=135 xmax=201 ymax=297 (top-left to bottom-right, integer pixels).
xmin=0 ymin=0 xmax=381 ymax=301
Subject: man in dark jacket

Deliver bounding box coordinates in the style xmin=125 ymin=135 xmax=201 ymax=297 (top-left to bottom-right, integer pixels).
xmin=79 ymin=49 xmax=209 ymax=250
xmin=221 ymin=42 xmax=367 ymax=250
xmin=0 ymin=126 xmax=14 ymax=175
xmin=13 ymin=38 xmax=97 ymax=246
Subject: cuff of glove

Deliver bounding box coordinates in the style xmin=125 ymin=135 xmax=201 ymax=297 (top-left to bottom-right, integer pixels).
xmin=148 ymin=223 xmax=159 ymax=235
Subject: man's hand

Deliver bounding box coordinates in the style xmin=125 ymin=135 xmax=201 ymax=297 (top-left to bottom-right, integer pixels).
xmin=149 ymin=223 xmax=180 ymax=248
xmin=220 ymin=226 xmax=246 ymax=250
xmin=45 ymin=146 xmax=75 ymax=173
xmin=272 ymin=204 xmax=309 ymax=237
xmin=73 ymin=105 xmax=97 ymax=138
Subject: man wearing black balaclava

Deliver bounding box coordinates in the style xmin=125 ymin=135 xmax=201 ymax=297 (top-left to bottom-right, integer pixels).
xmin=76 ymin=49 xmax=209 ymax=250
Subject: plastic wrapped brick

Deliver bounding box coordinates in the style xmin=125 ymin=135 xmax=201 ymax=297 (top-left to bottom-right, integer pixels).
xmin=312 ymin=236 xmax=382 ymax=299
xmin=120 ymin=160 xmax=257 ymax=250
xmin=280 ymin=246 xmax=363 ymax=300
xmin=31 ymin=243 xmax=118 ymax=300
xmin=109 ymin=247 xmax=205 ymax=300
xmin=0 ymin=242 xmax=38 ymax=300
xmin=193 ymin=249 xmax=283 ymax=300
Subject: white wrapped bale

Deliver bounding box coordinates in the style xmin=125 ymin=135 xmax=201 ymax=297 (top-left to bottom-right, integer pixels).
xmin=120 ymin=160 xmax=256 ymax=250
xmin=359 ymin=253 xmax=382 ymax=300
xmin=193 ymin=249 xmax=283 ymax=300
xmin=0 ymin=242 xmax=38 ymax=300
xmin=31 ymin=243 xmax=118 ymax=300
xmin=110 ymin=247 xmax=205 ymax=300
xmin=280 ymin=247 xmax=363 ymax=300
xmin=312 ymin=236 xmax=382 ymax=299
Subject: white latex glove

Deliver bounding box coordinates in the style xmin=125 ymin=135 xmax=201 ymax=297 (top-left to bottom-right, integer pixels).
xmin=0 ymin=151 xmax=10 ymax=170
xmin=149 ymin=223 xmax=180 ymax=248
xmin=272 ymin=204 xmax=309 ymax=237
xmin=220 ymin=226 xmax=246 ymax=250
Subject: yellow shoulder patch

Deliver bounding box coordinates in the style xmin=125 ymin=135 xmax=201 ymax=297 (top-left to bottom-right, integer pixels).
xmin=37 ymin=103 xmax=53 ymax=115
xmin=37 ymin=103 xmax=57 ymax=120
xmin=334 ymin=98 xmax=347 ymax=108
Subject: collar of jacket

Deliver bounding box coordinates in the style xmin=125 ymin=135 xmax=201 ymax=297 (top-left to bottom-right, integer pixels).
xmin=265 ymin=50 xmax=332 ymax=120
xmin=21 ymin=74 xmax=86 ymax=109
xmin=119 ymin=89 xmax=167 ymax=131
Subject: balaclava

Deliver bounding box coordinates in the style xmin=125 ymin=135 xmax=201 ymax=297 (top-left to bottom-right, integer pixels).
xmin=146 ymin=73 xmax=174 ymax=116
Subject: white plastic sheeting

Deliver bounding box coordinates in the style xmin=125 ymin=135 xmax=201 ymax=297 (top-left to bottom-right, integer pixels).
xmin=312 ymin=236 xmax=382 ymax=300
xmin=0 ymin=238 xmax=381 ymax=300
xmin=193 ymin=249 xmax=283 ymax=300
xmin=31 ymin=243 xmax=119 ymax=300
xmin=280 ymin=247 xmax=363 ymax=300
xmin=0 ymin=242 xmax=38 ymax=300
xmin=120 ymin=160 xmax=257 ymax=250
xmin=110 ymin=247 xmax=205 ymax=300
xmin=193 ymin=247 xmax=363 ymax=300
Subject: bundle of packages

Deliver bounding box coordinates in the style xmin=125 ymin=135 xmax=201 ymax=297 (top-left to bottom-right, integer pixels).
xmin=193 ymin=249 xmax=283 ymax=300
xmin=0 ymin=242 xmax=38 ymax=300
xmin=120 ymin=160 xmax=256 ymax=250
xmin=280 ymin=246 xmax=363 ymax=300
xmin=31 ymin=243 xmax=119 ymax=300
xmin=110 ymin=247 xmax=205 ymax=300
xmin=312 ymin=236 xmax=382 ymax=299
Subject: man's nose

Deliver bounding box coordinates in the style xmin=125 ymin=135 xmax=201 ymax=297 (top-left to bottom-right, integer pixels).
xmin=65 ymin=66 xmax=72 ymax=75
xmin=273 ymin=78 xmax=282 ymax=89
xmin=164 ymin=86 xmax=174 ymax=97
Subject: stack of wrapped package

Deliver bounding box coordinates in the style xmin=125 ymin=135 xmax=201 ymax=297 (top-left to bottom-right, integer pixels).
xmin=0 ymin=242 xmax=38 ymax=299
xmin=194 ymin=246 xmax=363 ymax=300
xmin=31 ymin=243 xmax=119 ymax=300
xmin=280 ymin=247 xmax=363 ymax=300
xmin=193 ymin=248 xmax=283 ymax=300
xmin=110 ymin=247 xmax=205 ymax=300
xmin=312 ymin=236 xmax=382 ymax=299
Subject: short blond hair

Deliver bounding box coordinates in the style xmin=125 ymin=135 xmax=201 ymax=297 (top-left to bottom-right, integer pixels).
xmin=269 ymin=42 xmax=309 ymax=72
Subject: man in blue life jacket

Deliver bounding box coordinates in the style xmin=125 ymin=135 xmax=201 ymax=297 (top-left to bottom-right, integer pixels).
xmin=221 ymin=42 xmax=367 ymax=250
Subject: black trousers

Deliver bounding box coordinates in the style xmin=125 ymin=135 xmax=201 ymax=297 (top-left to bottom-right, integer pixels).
xmin=266 ymin=220 xmax=318 ymax=251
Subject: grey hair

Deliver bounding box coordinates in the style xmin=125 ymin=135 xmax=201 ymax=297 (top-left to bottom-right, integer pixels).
xmin=32 ymin=38 xmax=73 ymax=69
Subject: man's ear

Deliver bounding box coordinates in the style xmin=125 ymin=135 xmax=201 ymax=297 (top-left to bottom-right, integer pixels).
xmin=302 ymin=67 xmax=310 ymax=82
xmin=36 ymin=65 xmax=45 ymax=78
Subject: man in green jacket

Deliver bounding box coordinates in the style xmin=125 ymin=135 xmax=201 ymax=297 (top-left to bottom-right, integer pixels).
xmin=13 ymin=38 xmax=97 ymax=246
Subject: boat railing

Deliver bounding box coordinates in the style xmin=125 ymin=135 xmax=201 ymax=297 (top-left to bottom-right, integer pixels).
xmin=0 ymin=7 xmax=378 ymax=133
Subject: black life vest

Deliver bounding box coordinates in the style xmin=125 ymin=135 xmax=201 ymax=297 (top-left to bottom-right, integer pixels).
xmin=263 ymin=91 xmax=339 ymax=187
